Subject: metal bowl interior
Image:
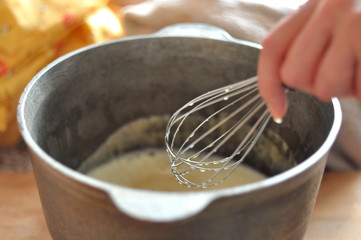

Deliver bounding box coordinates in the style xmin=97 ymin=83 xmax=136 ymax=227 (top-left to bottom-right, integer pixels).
xmin=19 ymin=36 xmax=337 ymax=174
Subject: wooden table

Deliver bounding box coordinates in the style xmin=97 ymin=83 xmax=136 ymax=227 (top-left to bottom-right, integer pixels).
xmin=304 ymin=172 xmax=361 ymax=240
xmin=1 ymin=172 xmax=361 ymax=240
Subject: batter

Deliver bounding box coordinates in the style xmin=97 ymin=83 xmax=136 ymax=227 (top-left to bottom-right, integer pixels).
xmin=79 ymin=115 xmax=272 ymax=191
xmin=86 ymin=148 xmax=266 ymax=191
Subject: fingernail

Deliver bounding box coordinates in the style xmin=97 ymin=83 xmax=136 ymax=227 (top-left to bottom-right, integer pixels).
xmin=273 ymin=117 xmax=283 ymax=124
xmin=266 ymin=99 xmax=287 ymax=124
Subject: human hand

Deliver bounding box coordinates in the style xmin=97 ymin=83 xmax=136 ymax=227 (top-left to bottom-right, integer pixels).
xmin=257 ymin=0 xmax=361 ymax=121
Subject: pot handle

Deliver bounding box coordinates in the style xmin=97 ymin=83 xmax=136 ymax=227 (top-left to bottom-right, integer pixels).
xmin=107 ymin=187 xmax=217 ymax=222
xmin=154 ymin=23 xmax=261 ymax=48
xmin=154 ymin=23 xmax=234 ymax=41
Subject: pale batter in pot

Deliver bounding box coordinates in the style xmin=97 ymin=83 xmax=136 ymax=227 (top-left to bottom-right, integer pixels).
xmin=79 ymin=115 xmax=293 ymax=191
xmin=86 ymin=148 xmax=266 ymax=191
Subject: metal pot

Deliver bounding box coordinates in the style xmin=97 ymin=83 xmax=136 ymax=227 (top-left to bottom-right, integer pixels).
xmin=18 ymin=24 xmax=342 ymax=240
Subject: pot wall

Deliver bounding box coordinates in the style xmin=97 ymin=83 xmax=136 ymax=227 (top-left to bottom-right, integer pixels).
xmin=30 ymin=147 xmax=327 ymax=240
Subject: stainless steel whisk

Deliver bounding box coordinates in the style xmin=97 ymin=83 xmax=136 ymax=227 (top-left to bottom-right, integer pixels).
xmin=165 ymin=76 xmax=272 ymax=188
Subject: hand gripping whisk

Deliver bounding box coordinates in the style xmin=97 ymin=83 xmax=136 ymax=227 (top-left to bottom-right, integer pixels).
xmin=165 ymin=76 xmax=273 ymax=188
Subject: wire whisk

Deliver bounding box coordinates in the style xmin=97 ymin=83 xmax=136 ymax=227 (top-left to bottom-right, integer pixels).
xmin=165 ymin=76 xmax=272 ymax=188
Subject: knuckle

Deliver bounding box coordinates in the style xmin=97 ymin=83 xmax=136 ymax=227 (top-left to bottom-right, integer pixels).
xmin=314 ymin=74 xmax=333 ymax=101
xmin=344 ymin=14 xmax=361 ymax=46
xmin=357 ymin=72 xmax=361 ymax=100
xmin=315 ymin=87 xmax=332 ymax=101
xmin=280 ymin=64 xmax=300 ymax=89
xmin=261 ymin=36 xmax=278 ymax=55
xmin=257 ymin=81 xmax=272 ymax=102
xmin=321 ymin=0 xmax=345 ymax=12
xmin=356 ymin=87 xmax=361 ymax=103
xmin=315 ymin=0 xmax=347 ymax=22
xmin=258 ymin=87 xmax=268 ymax=102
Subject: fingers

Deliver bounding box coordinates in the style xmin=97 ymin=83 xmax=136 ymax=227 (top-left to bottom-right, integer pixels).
xmin=313 ymin=30 xmax=355 ymax=101
xmin=258 ymin=0 xmax=318 ymax=120
xmin=259 ymin=0 xmax=361 ymax=114
xmin=280 ymin=0 xmax=335 ymax=93
xmin=356 ymin=62 xmax=361 ymax=102
xmin=292 ymin=0 xmax=360 ymax=101
xmin=348 ymin=8 xmax=361 ymax=101
xmin=355 ymin=42 xmax=361 ymax=101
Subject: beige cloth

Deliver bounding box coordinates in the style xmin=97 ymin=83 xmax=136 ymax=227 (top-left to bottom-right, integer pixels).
xmin=122 ymin=0 xmax=297 ymax=43
xmin=122 ymin=0 xmax=361 ymax=170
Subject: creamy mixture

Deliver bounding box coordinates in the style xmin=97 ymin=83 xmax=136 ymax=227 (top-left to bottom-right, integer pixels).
xmin=86 ymin=148 xmax=266 ymax=191
xmin=78 ymin=115 xmax=286 ymax=192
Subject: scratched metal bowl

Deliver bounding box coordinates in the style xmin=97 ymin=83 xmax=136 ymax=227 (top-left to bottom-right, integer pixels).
xmin=17 ymin=24 xmax=342 ymax=240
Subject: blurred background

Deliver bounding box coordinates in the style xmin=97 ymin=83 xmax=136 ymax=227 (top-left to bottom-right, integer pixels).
xmin=0 ymin=0 xmax=305 ymax=171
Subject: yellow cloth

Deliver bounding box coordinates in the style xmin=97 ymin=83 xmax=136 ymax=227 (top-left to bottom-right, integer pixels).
xmin=0 ymin=0 xmax=124 ymax=147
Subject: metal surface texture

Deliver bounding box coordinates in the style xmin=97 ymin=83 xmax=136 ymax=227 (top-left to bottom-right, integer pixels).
xmin=18 ymin=23 xmax=342 ymax=240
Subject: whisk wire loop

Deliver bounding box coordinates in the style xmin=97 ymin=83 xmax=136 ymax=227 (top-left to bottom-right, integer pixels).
xmin=165 ymin=76 xmax=271 ymax=188
xmin=176 ymin=87 xmax=259 ymax=161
